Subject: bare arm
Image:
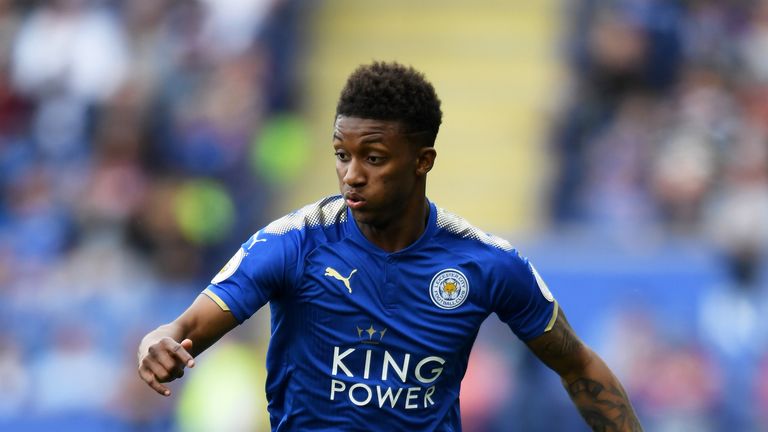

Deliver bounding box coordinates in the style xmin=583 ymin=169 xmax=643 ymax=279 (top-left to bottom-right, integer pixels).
xmin=137 ymin=293 xmax=238 ymax=396
xmin=526 ymin=307 xmax=642 ymax=432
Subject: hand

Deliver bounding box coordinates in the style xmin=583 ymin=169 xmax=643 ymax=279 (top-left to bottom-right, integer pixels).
xmin=138 ymin=337 xmax=195 ymax=396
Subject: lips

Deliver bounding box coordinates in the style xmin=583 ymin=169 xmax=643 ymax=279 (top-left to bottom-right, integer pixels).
xmin=344 ymin=192 xmax=366 ymax=209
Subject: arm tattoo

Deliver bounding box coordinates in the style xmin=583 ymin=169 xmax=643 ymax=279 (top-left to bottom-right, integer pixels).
xmin=527 ymin=311 xmax=643 ymax=431
xmin=567 ymin=377 xmax=643 ymax=432
xmin=539 ymin=313 xmax=580 ymax=360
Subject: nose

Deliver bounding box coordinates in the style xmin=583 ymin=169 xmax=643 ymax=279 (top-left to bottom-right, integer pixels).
xmin=342 ymin=158 xmax=366 ymax=187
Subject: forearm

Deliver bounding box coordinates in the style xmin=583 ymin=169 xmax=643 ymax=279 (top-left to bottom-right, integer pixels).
xmin=561 ymin=351 xmax=642 ymax=432
xmin=138 ymin=294 xmax=238 ymax=360
xmin=527 ymin=309 xmax=642 ymax=432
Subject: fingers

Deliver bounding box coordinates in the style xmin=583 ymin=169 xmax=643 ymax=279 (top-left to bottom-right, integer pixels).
xmin=138 ymin=337 xmax=196 ymax=396
xmin=153 ymin=349 xmax=186 ymax=381
xmin=138 ymin=367 xmax=171 ymax=396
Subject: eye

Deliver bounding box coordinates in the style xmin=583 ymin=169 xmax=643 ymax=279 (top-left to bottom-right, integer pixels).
xmin=334 ymin=151 xmax=349 ymax=162
xmin=366 ymin=155 xmax=385 ymax=164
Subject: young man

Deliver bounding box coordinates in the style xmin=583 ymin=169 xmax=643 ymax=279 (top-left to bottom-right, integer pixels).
xmin=138 ymin=62 xmax=642 ymax=431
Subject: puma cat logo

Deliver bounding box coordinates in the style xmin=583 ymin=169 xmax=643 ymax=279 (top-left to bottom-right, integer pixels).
xmin=247 ymin=231 xmax=267 ymax=250
xmin=324 ymin=267 xmax=357 ymax=293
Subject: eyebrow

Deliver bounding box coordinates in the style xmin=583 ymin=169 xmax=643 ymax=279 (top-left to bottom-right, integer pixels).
xmin=332 ymin=133 xmax=386 ymax=145
xmin=358 ymin=135 xmax=384 ymax=145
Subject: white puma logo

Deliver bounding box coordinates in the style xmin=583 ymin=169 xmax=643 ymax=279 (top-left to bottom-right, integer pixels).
xmin=324 ymin=267 xmax=357 ymax=293
xmin=247 ymin=231 xmax=267 ymax=250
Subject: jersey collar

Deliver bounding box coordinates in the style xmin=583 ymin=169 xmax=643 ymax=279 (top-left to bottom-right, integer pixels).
xmin=345 ymin=199 xmax=438 ymax=257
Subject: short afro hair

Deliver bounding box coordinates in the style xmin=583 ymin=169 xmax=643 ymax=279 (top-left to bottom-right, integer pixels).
xmin=335 ymin=61 xmax=443 ymax=146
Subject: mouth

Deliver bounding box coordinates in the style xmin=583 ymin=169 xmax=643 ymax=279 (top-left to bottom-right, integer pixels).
xmin=344 ymin=192 xmax=367 ymax=210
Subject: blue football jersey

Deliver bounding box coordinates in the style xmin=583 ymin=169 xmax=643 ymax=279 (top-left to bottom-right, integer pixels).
xmin=203 ymin=195 xmax=558 ymax=431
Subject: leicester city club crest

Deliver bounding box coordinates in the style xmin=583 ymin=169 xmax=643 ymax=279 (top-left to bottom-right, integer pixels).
xmin=429 ymin=268 xmax=469 ymax=309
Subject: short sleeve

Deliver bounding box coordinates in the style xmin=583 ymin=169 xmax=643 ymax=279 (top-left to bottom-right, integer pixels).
xmin=203 ymin=230 xmax=296 ymax=323
xmin=491 ymin=250 xmax=558 ymax=341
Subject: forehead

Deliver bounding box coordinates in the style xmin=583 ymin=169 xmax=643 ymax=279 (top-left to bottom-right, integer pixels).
xmin=333 ymin=116 xmax=405 ymax=138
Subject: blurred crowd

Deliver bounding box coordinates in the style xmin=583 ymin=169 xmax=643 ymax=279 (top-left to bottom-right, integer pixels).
xmin=1 ymin=0 xmax=768 ymax=431
xmin=0 ymin=0 xmax=304 ymax=429
xmin=542 ymin=1 xmax=768 ymax=430
xmin=552 ymin=0 xmax=768 ymax=286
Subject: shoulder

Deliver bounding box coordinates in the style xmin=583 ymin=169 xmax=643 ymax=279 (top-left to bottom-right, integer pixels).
xmin=226 ymin=196 xmax=348 ymax=286
xmin=238 ymin=195 xmax=348 ymax=261
xmin=262 ymin=195 xmax=348 ymax=237
xmin=431 ymin=206 xmax=552 ymax=313
xmin=433 ymin=205 xmax=515 ymax=254
xmin=432 ymin=205 xmax=532 ymax=277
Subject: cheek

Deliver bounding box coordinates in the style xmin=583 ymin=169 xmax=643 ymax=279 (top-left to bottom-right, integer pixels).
xmin=378 ymin=170 xmax=412 ymax=193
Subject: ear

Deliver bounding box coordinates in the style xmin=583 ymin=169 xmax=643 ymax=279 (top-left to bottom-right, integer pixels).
xmin=415 ymin=147 xmax=437 ymax=176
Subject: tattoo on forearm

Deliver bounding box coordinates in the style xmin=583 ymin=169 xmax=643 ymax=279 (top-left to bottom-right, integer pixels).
xmin=541 ymin=313 xmax=580 ymax=359
xmin=528 ymin=311 xmax=642 ymax=431
xmin=567 ymin=377 xmax=643 ymax=432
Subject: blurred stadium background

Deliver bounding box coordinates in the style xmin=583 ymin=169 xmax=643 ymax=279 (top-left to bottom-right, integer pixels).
xmin=0 ymin=0 xmax=766 ymax=431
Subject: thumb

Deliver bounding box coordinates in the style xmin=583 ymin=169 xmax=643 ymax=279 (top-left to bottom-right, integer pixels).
xmin=180 ymin=338 xmax=195 ymax=368
xmin=181 ymin=338 xmax=193 ymax=350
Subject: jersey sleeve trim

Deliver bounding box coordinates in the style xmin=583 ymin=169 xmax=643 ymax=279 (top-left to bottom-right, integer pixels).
xmin=203 ymin=287 xmax=231 ymax=312
xmin=544 ymin=300 xmax=559 ymax=332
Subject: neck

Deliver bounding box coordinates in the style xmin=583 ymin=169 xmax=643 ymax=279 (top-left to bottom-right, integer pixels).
xmin=356 ymin=198 xmax=430 ymax=253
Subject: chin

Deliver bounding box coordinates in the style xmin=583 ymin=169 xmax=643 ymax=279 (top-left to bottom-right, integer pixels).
xmin=349 ymin=207 xmax=372 ymax=222
xmin=349 ymin=207 xmax=386 ymax=227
